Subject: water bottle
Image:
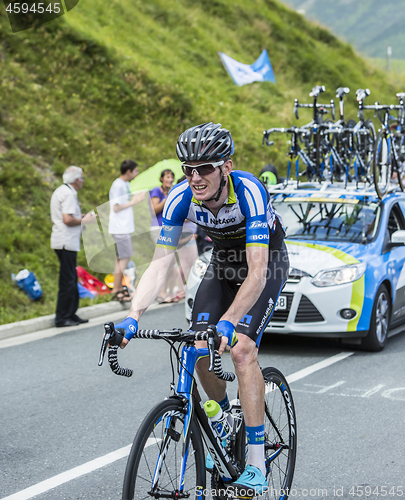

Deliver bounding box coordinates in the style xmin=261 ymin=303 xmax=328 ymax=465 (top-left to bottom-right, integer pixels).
xmin=203 ymin=400 xmax=233 ymax=439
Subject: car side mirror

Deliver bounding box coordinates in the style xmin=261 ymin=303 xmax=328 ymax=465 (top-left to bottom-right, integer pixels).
xmin=391 ymin=230 xmax=405 ymax=245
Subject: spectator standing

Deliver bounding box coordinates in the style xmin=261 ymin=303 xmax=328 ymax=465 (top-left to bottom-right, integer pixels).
xmin=108 ymin=159 xmax=144 ymax=302
xmin=149 ymin=169 xmax=180 ymax=303
xmin=50 ymin=166 xmax=95 ymax=327
xmin=149 ymin=169 xmax=175 ymax=230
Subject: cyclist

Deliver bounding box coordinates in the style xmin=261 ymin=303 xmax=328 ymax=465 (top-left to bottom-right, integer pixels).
xmin=114 ymin=122 xmax=289 ymax=496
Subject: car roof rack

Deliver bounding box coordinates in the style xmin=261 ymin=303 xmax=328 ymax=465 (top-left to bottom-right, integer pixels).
xmin=268 ymin=180 xmax=401 ymax=200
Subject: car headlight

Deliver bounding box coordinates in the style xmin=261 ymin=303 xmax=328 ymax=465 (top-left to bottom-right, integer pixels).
xmin=311 ymin=262 xmax=366 ymax=287
xmin=192 ymin=258 xmax=209 ymax=279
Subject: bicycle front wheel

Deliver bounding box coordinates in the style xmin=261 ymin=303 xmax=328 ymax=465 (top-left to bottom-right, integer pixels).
xmin=122 ymin=399 xmax=206 ymax=500
xmin=373 ymin=130 xmax=392 ymax=199
xmin=262 ymin=367 xmax=297 ymax=500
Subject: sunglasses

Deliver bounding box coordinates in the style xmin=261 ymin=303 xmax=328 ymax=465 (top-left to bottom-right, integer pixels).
xmin=181 ymin=160 xmax=225 ymax=177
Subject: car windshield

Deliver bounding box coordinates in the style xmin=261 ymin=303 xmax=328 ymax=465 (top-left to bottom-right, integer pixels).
xmin=272 ymin=195 xmax=382 ymax=244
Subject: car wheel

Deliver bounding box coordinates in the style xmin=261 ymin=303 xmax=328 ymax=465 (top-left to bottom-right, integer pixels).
xmin=362 ymin=284 xmax=390 ymax=352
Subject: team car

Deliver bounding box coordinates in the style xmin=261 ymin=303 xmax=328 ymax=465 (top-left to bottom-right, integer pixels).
xmin=185 ymin=182 xmax=405 ymax=351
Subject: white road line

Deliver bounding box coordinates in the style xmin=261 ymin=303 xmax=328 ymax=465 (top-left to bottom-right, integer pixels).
xmin=286 ymin=351 xmax=354 ymax=384
xmin=1 ymin=351 xmax=354 ymax=500
xmin=1 ymin=445 xmax=132 ymax=500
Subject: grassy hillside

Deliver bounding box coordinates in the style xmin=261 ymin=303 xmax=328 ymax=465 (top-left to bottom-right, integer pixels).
xmin=279 ymin=0 xmax=405 ymax=60
xmin=367 ymin=58 xmax=405 ymax=78
xmin=1 ymin=0 xmax=405 ymax=324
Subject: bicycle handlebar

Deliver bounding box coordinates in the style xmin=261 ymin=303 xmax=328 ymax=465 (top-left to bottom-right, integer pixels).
xmin=293 ymin=99 xmax=335 ymax=120
xmin=262 ymin=126 xmax=309 ymax=146
xmin=98 ymin=323 xmax=236 ymax=382
xmin=364 ymin=103 xmax=402 ymax=111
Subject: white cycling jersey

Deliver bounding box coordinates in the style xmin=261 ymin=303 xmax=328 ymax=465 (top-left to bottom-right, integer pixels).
xmin=156 ymin=170 xmax=283 ymax=260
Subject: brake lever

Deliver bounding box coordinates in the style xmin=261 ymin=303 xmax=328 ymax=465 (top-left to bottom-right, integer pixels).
xmin=207 ymin=324 xmax=222 ymax=372
xmin=207 ymin=326 xmax=215 ymax=372
xmin=262 ymin=130 xmax=275 ymax=147
xmin=98 ymin=322 xmax=124 ymax=366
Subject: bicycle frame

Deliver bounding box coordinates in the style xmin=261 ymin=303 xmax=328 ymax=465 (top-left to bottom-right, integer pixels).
xmin=263 ymin=127 xmax=317 ymax=184
xmin=161 ymin=344 xmax=239 ymax=493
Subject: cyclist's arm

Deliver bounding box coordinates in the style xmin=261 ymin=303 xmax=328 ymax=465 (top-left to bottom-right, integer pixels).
xmin=119 ymin=220 xmax=183 ymax=346
xmin=128 ymin=245 xmax=176 ymax=319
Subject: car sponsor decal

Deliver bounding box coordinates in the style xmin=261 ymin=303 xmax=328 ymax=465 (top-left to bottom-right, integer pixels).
xmin=348 ymin=274 xmax=365 ymax=332
xmin=283 ymin=196 xmax=360 ymax=204
xmin=286 ymin=240 xmax=365 ymax=332
xmin=286 ymin=240 xmax=360 ymax=265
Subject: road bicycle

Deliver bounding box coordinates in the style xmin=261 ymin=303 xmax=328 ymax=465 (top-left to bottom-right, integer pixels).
xmin=301 ymin=87 xmax=350 ymax=185
xmin=315 ymin=87 xmax=378 ymax=187
xmin=343 ymin=88 xmax=376 ymax=186
xmin=372 ymin=98 xmax=405 ymax=199
xmin=263 ymin=125 xmax=316 ymax=184
xmin=293 ymin=85 xmax=335 ymax=178
xmin=315 ymin=120 xmax=347 ymax=185
xmin=263 ymin=86 xmax=335 ymax=183
xmin=98 ymin=323 xmax=297 ymax=500
xmin=263 ymin=85 xmax=336 ymax=183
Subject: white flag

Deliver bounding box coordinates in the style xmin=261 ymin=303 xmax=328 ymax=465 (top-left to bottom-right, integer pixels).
xmin=218 ymin=50 xmax=276 ymax=86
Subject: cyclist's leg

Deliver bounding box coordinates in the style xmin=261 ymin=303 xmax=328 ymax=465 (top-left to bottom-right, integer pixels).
xmin=191 ymin=260 xmax=234 ymax=401
xmin=230 ymin=243 xmax=289 ymax=491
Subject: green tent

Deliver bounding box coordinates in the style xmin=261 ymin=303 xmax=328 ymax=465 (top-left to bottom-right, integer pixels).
xmin=130 ymin=158 xmax=183 ymax=192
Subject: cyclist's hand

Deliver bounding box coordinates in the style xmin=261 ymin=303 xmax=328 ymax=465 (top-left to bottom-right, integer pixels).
xmin=114 ymin=317 xmax=138 ymax=348
xmin=216 ymin=320 xmax=238 ymax=355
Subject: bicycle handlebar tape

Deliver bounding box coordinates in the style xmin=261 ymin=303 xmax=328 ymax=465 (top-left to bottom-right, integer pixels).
xmin=108 ymin=345 xmax=133 ymax=378
xmin=216 ymin=320 xmax=238 ymax=348
xmin=115 ymin=317 xmax=139 ymax=341
xmin=213 ymin=351 xmax=236 ymax=382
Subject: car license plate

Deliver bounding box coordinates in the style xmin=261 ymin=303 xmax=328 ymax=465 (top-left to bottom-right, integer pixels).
xmin=275 ymin=295 xmax=287 ymax=311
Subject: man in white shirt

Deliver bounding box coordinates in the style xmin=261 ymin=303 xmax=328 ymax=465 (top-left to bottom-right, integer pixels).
xmin=50 ymin=166 xmax=95 ymax=327
xmin=108 ymin=160 xmax=145 ymax=302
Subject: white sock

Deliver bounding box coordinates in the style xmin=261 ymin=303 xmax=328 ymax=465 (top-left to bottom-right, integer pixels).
xmin=247 ymin=444 xmax=266 ymax=476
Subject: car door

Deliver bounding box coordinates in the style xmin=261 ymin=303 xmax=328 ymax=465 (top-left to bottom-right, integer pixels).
xmin=384 ymin=202 xmax=405 ymax=325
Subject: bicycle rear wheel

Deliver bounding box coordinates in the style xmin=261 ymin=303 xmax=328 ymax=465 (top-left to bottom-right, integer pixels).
xmin=373 ymin=130 xmax=392 ymax=199
xmin=392 ymin=132 xmax=405 ymax=191
xmin=262 ymin=367 xmax=297 ymax=500
xmin=122 ymin=399 xmax=206 ymax=500
xmin=354 ymin=119 xmax=375 ymax=183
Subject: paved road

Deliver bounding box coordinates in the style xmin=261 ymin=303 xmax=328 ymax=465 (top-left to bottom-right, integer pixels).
xmin=0 ymin=302 xmax=404 ymax=499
